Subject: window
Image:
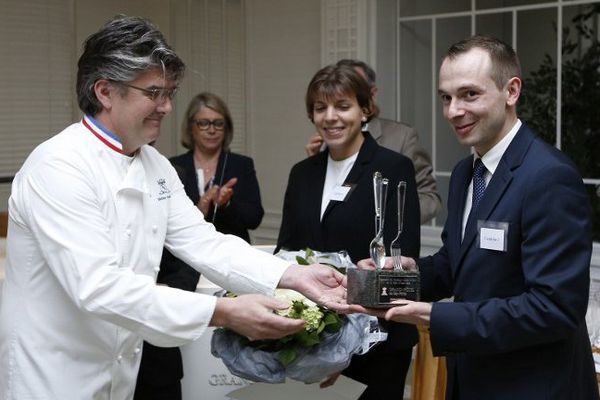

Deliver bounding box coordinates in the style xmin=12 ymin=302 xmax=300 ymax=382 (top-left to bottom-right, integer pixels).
xmin=0 ymin=0 xmax=246 ymax=210
xmin=396 ymin=0 xmax=600 ymax=246
xmin=0 ymin=0 xmax=74 ymax=207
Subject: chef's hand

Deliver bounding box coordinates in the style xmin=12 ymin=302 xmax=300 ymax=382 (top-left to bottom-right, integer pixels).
xmin=305 ymin=132 xmax=324 ymax=157
xmin=210 ymin=294 xmax=305 ymax=341
xmin=278 ymin=264 xmax=349 ymax=313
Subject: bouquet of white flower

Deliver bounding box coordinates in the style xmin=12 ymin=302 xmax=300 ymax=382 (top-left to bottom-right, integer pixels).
xmin=210 ymin=249 xmax=386 ymax=384
xmin=251 ymin=288 xmax=343 ymax=366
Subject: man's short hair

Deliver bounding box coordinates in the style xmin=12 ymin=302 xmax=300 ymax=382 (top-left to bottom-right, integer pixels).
xmin=76 ymin=15 xmax=185 ymax=116
xmin=305 ymin=64 xmax=378 ymax=123
xmin=336 ymin=59 xmax=377 ymax=88
xmin=444 ymin=35 xmax=521 ymax=89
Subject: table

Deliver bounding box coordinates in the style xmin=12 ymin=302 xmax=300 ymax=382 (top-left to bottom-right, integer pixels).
xmin=180 ymin=278 xmax=250 ymax=399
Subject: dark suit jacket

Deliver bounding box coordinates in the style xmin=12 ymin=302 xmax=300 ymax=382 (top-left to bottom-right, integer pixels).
xmin=420 ymin=124 xmax=597 ymax=399
xmin=276 ymin=132 xmax=421 ymax=350
xmin=170 ymin=150 xmax=264 ymax=242
xmin=136 ymin=150 xmax=264 ymax=388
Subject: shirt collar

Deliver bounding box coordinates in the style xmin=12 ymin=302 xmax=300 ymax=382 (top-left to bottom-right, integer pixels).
xmin=82 ymin=115 xmax=124 ymax=154
xmin=477 ymin=119 xmax=522 ymax=174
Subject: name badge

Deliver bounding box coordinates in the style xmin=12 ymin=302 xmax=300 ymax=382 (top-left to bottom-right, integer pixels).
xmin=330 ymin=185 xmax=352 ymax=202
xmin=477 ymin=220 xmax=509 ymax=252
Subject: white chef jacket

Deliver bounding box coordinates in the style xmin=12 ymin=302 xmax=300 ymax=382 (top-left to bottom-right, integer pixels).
xmin=0 ymin=116 xmax=290 ymax=400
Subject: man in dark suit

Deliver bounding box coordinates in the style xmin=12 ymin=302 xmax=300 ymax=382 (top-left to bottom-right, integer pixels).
xmin=354 ymin=36 xmax=598 ymax=399
xmin=305 ymin=59 xmax=442 ymax=224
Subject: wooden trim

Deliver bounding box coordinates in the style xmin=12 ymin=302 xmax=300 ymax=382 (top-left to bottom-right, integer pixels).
xmin=0 ymin=212 xmax=7 ymax=237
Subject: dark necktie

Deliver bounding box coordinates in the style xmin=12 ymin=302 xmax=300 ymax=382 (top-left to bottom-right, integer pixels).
xmin=472 ymin=158 xmax=487 ymax=211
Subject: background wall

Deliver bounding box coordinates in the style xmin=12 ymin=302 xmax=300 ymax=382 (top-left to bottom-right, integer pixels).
xmin=245 ymin=0 xmax=321 ymax=243
xmin=0 ymin=0 xmax=322 ymax=246
xmin=0 ymin=0 xmax=597 ymax=265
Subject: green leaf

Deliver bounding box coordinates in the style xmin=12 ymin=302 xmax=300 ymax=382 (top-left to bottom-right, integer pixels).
xmin=316 ymin=320 xmax=326 ymax=334
xmin=295 ymin=255 xmax=309 ymax=265
xmin=291 ymin=300 xmax=308 ymax=314
xmin=322 ymin=312 xmax=343 ymax=333
xmin=278 ymin=335 xmax=294 ymax=344
xmin=278 ymin=348 xmax=297 ymax=367
xmin=305 ymin=248 xmax=314 ymax=258
xmin=295 ymin=329 xmax=320 ymax=347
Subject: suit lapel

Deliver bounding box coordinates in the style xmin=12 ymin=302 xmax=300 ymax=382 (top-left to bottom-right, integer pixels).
xmin=214 ymin=151 xmax=228 ymax=187
xmin=450 ymin=158 xmax=474 ymax=258
xmin=307 ymin=152 xmax=328 ymax=243
xmin=456 ymin=125 xmax=535 ymax=266
xmin=458 ymin=162 xmax=512 ymax=263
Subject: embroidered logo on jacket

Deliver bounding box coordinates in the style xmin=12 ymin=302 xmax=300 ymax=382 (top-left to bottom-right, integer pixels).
xmin=157 ymin=178 xmax=171 ymax=201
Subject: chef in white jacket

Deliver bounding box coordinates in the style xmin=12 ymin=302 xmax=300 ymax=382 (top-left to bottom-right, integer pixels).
xmin=0 ymin=16 xmax=347 ymax=400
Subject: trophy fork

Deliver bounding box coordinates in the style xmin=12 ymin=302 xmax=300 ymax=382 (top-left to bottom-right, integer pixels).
xmin=369 ymin=177 xmax=388 ymax=269
xmin=390 ymin=181 xmax=406 ymax=271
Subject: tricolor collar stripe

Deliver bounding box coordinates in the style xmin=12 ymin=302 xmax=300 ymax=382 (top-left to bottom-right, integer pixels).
xmin=82 ymin=115 xmax=124 ymax=154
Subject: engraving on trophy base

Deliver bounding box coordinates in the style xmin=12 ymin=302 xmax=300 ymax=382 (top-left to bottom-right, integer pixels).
xmin=347 ymin=268 xmax=420 ymax=308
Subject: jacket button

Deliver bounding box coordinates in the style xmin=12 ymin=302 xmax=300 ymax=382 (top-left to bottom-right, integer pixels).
xmin=117 ymin=355 xmax=123 ymax=363
xmin=134 ymin=347 xmax=141 ymax=355
xmin=153 ymin=266 xmax=160 ymax=273
xmin=152 ymin=225 xmax=158 ymax=233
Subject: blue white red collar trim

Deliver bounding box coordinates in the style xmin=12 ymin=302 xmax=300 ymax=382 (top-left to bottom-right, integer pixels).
xmin=82 ymin=115 xmax=124 ymax=154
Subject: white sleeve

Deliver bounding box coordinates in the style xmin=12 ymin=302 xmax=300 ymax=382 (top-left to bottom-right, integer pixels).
xmin=163 ymin=162 xmax=290 ymax=295
xmin=19 ymin=154 xmax=217 ymax=346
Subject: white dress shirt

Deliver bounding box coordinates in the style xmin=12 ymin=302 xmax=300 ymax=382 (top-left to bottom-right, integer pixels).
xmin=321 ymin=153 xmax=358 ymax=220
xmin=461 ymin=119 xmax=522 ymax=238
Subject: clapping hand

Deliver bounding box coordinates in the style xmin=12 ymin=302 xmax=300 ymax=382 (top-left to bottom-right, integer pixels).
xmin=197 ymin=177 xmax=238 ymax=215
xmin=198 ymin=186 xmax=219 ymax=215
xmin=215 ymin=177 xmax=237 ymax=207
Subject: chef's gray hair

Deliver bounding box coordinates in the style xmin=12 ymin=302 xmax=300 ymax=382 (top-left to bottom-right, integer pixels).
xmin=76 ymin=15 xmax=185 ymax=115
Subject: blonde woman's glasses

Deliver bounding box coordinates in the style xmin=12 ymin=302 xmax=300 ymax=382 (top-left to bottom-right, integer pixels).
xmin=193 ymin=119 xmax=225 ymax=130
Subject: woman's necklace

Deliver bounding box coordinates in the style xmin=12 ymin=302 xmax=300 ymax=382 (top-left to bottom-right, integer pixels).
xmin=194 ymin=151 xmax=219 ymax=180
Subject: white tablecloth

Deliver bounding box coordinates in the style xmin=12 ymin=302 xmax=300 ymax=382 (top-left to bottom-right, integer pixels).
xmin=0 ymin=244 xmax=367 ymax=399
xmin=181 ymin=277 xmax=250 ymax=400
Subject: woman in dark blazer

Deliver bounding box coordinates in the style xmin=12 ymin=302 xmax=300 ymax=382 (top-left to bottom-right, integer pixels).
xmin=135 ymin=92 xmax=264 ymax=400
xmin=276 ymin=64 xmax=420 ymax=399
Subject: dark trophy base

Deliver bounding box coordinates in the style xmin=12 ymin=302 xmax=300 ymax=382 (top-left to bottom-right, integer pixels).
xmin=347 ymin=268 xmax=420 ymax=308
